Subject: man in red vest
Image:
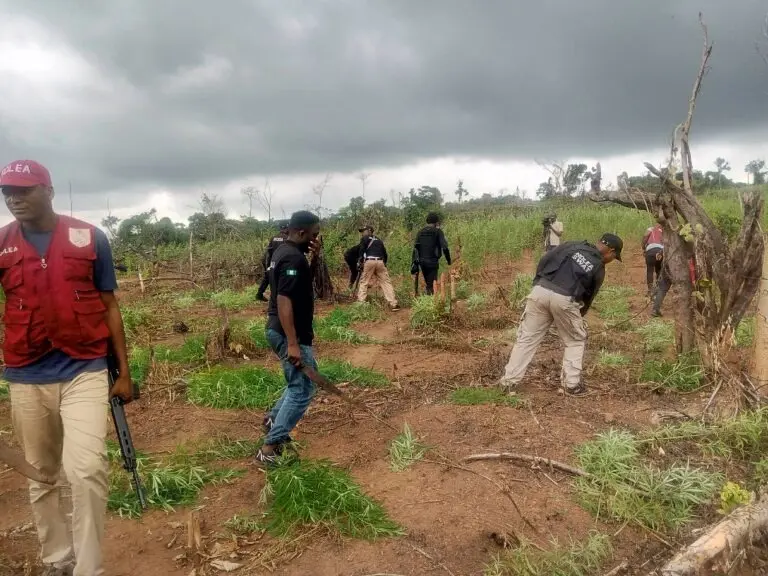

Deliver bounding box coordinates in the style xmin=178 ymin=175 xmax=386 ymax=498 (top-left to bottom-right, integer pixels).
xmin=0 ymin=160 xmax=132 ymax=576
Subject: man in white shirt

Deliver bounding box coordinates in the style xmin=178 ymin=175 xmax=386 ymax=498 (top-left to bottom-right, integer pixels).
xmin=543 ymin=213 xmax=564 ymax=251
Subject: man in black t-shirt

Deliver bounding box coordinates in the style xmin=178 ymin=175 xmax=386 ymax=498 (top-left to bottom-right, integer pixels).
xmin=256 ymin=221 xmax=288 ymax=302
xmin=256 ymin=211 xmax=321 ymax=467
xmin=413 ymin=212 xmax=451 ymax=295
xmin=356 ymin=225 xmax=399 ymax=310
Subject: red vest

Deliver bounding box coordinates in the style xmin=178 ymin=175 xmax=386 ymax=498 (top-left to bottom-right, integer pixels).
xmin=646 ymin=225 xmax=663 ymax=246
xmin=0 ymin=216 xmax=109 ymax=367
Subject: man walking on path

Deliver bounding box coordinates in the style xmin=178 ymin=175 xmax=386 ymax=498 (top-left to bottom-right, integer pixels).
xmin=256 ymin=211 xmax=321 ymax=467
xmin=642 ymin=223 xmax=664 ymax=297
xmin=543 ymin=212 xmax=564 ymax=252
xmin=500 ymin=233 xmax=622 ymax=395
xmin=0 ymin=160 xmax=132 ymax=576
xmin=256 ymin=221 xmax=288 ymax=302
xmin=413 ymin=212 xmax=451 ymax=295
xmin=356 ymin=225 xmax=399 ymax=310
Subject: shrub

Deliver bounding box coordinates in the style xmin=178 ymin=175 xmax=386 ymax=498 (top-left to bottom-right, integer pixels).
xmin=187 ymin=366 xmax=284 ymax=409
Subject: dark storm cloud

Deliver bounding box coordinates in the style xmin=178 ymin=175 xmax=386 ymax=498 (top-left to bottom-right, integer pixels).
xmin=0 ymin=0 xmax=765 ymax=201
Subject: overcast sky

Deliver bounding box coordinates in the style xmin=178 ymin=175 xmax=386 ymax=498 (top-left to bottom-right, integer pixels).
xmin=0 ymin=0 xmax=766 ymax=226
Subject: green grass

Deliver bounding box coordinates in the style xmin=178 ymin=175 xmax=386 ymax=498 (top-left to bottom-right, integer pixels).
xmin=449 ymin=387 xmax=522 ymax=407
xmin=317 ymin=359 xmax=389 ymax=387
xmin=455 ymin=279 xmax=472 ymax=299
xmin=736 ymin=316 xmax=755 ymax=348
xmin=389 ymin=424 xmax=428 ymax=472
xmin=169 ymin=436 xmax=262 ymax=467
xmin=122 ymin=305 xmax=154 ymax=339
xmin=187 ymin=366 xmax=284 ymax=410
xmin=244 ymin=318 xmax=270 ymax=349
xmin=593 ymin=286 xmax=634 ymax=331
xmin=507 ymin=273 xmax=533 ymax=309
xmin=753 ymin=458 xmax=768 ymax=485
xmin=640 ymin=355 xmax=704 ymax=392
xmin=172 ymin=293 xmax=198 ymax=309
xmin=410 ymin=295 xmax=448 ymax=329
xmin=574 ymin=429 xmax=721 ymax=531
xmin=155 ymin=335 xmax=207 ymax=365
xmin=209 ymin=286 xmax=259 ymax=311
xmin=128 ymin=347 xmax=152 ymax=388
xmin=107 ymin=439 xmax=243 ymax=518
xmin=225 ymin=514 xmax=263 ymax=535
xmin=636 ymin=319 xmax=675 ymax=353
xmin=314 ymin=307 xmax=373 ymax=344
xmin=642 ymin=408 xmax=768 ymax=460
xmin=485 ymin=531 xmax=612 ymax=576
xmin=0 ymin=381 xmax=8 ymax=400
xmin=466 ymin=292 xmax=487 ymax=312
xmin=597 ymin=350 xmax=631 ymax=367
xmin=260 ymin=459 xmax=404 ymax=539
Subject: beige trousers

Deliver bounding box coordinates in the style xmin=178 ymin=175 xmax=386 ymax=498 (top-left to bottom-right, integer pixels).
xmin=357 ymin=259 xmax=398 ymax=307
xmin=502 ymin=285 xmax=587 ymax=390
xmin=9 ymin=370 xmax=109 ymax=576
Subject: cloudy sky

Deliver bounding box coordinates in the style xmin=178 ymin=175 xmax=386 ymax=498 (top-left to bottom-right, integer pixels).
xmin=0 ymin=0 xmax=766 ymax=226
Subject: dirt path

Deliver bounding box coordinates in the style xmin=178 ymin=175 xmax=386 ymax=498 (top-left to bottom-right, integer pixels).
xmin=0 ymin=252 xmax=728 ymax=575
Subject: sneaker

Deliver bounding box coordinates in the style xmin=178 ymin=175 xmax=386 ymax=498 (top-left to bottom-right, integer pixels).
xmin=565 ymin=383 xmax=588 ymax=396
xmin=42 ymin=566 xmax=74 ymax=576
xmin=498 ymin=378 xmax=517 ymax=394
xmin=391 ymin=305 xmax=401 ymax=311
xmin=262 ymin=415 xmax=274 ymax=434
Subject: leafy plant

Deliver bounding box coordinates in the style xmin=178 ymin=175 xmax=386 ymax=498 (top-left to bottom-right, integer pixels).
xmin=450 ymin=387 xmax=522 ymax=407
xmin=455 ymin=279 xmax=472 ymax=300
xmin=389 ymin=424 xmax=428 ymax=471
xmin=0 ymin=381 xmax=8 ymax=400
xmin=225 ymin=514 xmax=262 ymax=535
xmin=210 ymin=286 xmax=259 ymax=311
xmin=172 ymin=293 xmax=197 ymax=309
xmin=597 ymin=350 xmax=631 ymax=367
xmin=260 ymin=459 xmax=404 ymax=539
xmin=410 ymin=296 xmax=447 ymax=330
xmin=128 ymin=347 xmax=152 ymax=388
xmin=641 ymin=355 xmax=704 ymax=392
xmin=636 ymin=319 xmax=675 ymax=353
xmin=317 ymin=359 xmax=389 ymax=387
xmin=121 ymin=306 xmax=154 ymax=340
xmin=466 ymin=292 xmax=487 ymax=312
xmin=187 ymin=366 xmax=284 ymax=409
xmin=507 ymin=273 xmax=533 ymax=309
xmin=719 ymin=482 xmax=750 ymax=515
xmin=593 ymin=286 xmax=634 ymax=331
xmin=736 ymin=316 xmax=755 ymax=348
xmin=485 ymin=531 xmax=612 ymax=576
xmin=245 ymin=318 xmax=270 ymax=349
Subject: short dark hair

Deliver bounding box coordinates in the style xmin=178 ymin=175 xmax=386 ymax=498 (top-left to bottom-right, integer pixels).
xmin=288 ymin=210 xmax=320 ymax=231
xmin=426 ymin=212 xmax=441 ymax=224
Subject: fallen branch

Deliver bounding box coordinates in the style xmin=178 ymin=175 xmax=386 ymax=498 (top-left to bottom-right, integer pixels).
xmin=462 ymin=452 xmax=589 ymax=477
xmin=659 ymin=494 xmax=768 ymax=575
xmin=602 ymin=559 xmax=629 ymax=576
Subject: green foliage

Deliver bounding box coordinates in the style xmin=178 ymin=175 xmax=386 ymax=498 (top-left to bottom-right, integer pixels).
xmin=753 ymin=458 xmax=768 ymax=485
xmin=712 ymin=212 xmax=742 ymax=243
xmin=128 ymin=347 xmax=152 ymax=388
xmin=107 ymin=439 xmax=242 ymax=518
xmin=155 ymin=335 xmax=207 ymax=365
xmin=636 ymin=319 xmax=675 ymax=353
xmin=593 ymin=286 xmax=634 ymax=331
xmin=466 ymin=292 xmax=487 ymax=312
xmin=485 ymin=532 xmax=612 ymax=576
xmin=314 ymin=307 xmax=373 ymax=344
xmin=455 ymin=279 xmax=472 ymax=300
xmin=260 ymin=459 xmax=404 ymax=539
xmin=172 ymin=293 xmax=198 ymax=309
xmin=507 ymin=273 xmax=534 ymax=309
xmin=597 ymin=350 xmax=631 ymax=367
xmin=410 ymin=295 xmax=448 ymax=329
xmin=575 ymin=429 xmax=721 ymax=531
xmin=188 ymin=366 xmax=284 ymax=410
xmin=209 ymin=286 xmax=258 ymax=311
xmin=169 ymin=436 xmax=262 ymax=467
xmin=121 ymin=306 xmax=154 ymax=340
xmin=641 ymin=354 xmax=704 ymax=392
xmin=225 ymin=514 xmax=262 ymax=535
xmin=643 ymin=408 xmax=768 ymax=459
xmin=317 ymin=359 xmax=389 ymax=387
xmin=389 ymin=424 xmax=429 ymax=472
xmin=449 ymin=387 xmax=522 ymax=407
xmin=736 ymin=316 xmax=755 ymax=348
xmin=246 ymin=318 xmax=270 ymax=349
xmin=0 ymin=381 xmax=8 ymax=400
xmin=719 ymin=482 xmax=750 ymax=515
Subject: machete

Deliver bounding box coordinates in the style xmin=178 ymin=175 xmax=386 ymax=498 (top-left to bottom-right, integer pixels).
xmin=0 ymin=440 xmax=57 ymax=484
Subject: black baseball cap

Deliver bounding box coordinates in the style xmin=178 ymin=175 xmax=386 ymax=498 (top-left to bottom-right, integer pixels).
xmin=358 ymin=224 xmax=374 ymax=233
xmin=600 ymin=233 xmax=623 ymax=261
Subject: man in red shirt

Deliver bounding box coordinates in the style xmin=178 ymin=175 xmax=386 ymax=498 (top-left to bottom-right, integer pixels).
xmin=0 ymin=160 xmax=132 ymax=576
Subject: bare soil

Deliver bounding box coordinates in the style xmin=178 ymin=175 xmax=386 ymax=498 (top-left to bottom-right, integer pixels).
xmin=0 ymin=252 xmax=755 ymax=575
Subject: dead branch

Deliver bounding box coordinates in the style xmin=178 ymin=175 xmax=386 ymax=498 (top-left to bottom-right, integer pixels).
xmin=658 ymin=494 xmax=768 ymax=575
xmin=602 ymin=560 xmax=630 ymax=576
xmin=461 ymin=452 xmax=589 ymax=477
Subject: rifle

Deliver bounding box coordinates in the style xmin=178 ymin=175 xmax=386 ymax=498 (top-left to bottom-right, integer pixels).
xmin=353 ymin=258 xmax=363 ymax=295
xmin=108 ymin=354 xmax=147 ymax=510
xmin=411 ymin=248 xmax=420 ymax=296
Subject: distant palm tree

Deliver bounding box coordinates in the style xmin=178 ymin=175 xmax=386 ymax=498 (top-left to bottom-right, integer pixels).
xmin=713 ymin=157 xmax=731 ymax=188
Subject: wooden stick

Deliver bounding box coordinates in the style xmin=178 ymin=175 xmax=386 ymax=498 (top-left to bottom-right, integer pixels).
xmin=602 ymin=559 xmax=629 ymax=576
xmin=462 ymin=452 xmax=589 ymax=477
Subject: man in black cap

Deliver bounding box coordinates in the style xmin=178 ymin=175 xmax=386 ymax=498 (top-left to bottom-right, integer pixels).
xmin=413 ymin=212 xmax=451 ymax=295
xmin=356 ymin=225 xmax=399 ymax=310
xmin=500 ymin=233 xmax=623 ymax=395
xmin=256 ymin=221 xmax=288 ymax=302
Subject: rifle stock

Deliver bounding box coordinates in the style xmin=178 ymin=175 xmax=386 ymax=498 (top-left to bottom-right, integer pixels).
xmin=107 ymin=355 xmax=147 ymax=510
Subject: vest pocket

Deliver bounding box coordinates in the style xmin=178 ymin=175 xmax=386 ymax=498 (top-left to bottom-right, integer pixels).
xmin=2 ymin=306 xmax=32 ymax=356
xmin=63 ymin=254 xmax=95 ymax=286
xmin=72 ymin=298 xmax=110 ymax=344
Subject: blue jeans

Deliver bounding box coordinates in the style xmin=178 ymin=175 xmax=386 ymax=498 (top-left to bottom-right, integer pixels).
xmin=264 ymin=329 xmax=317 ymax=446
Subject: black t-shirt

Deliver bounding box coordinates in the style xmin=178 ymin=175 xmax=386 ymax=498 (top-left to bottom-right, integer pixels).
xmin=266 ymin=242 xmax=314 ymax=345
xmin=414 ymin=226 xmax=451 ymax=266
xmin=359 ymin=235 xmax=388 ymax=263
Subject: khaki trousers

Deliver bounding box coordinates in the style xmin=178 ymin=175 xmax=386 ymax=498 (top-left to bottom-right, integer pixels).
xmin=502 ymin=285 xmax=587 ymax=390
xmin=357 ymin=259 xmax=398 ymax=307
xmin=9 ymin=370 xmax=109 ymax=576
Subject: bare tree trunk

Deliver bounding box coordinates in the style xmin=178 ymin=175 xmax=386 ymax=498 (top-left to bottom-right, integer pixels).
xmin=751 ymin=235 xmax=768 ymax=384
